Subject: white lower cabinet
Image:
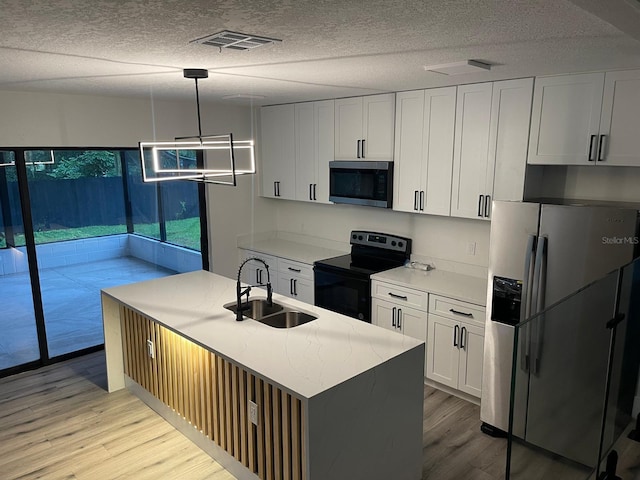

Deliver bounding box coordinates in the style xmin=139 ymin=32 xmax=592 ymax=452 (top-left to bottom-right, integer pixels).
xmin=426 ymin=294 xmax=485 ymax=398
xmin=371 ymin=281 xmax=428 ymax=374
xmin=240 ymin=249 xmax=314 ymax=305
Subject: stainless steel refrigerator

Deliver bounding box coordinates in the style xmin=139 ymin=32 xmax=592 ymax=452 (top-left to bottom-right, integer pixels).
xmin=480 ymin=200 xmax=639 ymax=447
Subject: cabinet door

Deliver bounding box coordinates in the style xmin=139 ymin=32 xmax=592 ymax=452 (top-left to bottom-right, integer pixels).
xmin=488 ymin=78 xmax=534 ymax=207
xmin=372 ymin=298 xmax=402 ymax=334
xmin=314 ymin=100 xmax=334 ymax=203
xmin=295 ymin=102 xmax=316 ymax=202
xmin=362 ymin=93 xmax=395 ymax=160
xmin=276 ymin=273 xmax=314 ymax=304
xmin=426 ymin=314 xmax=459 ymax=389
xmin=457 ymin=322 xmax=484 ymax=398
xmin=598 ymin=69 xmax=640 ymax=166
xmin=397 ymin=305 xmax=428 ymax=375
xmin=393 ymin=90 xmax=425 ymax=213
xmin=334 ymin=97 xmax=363 ymax=160
xmin=261 ymin=104 xmax=296 ymax=199
xmin=422 ymin=87 xmax=456 ymax=216
xmin=450 ymin=83 xmax=493 ymax=220
xmin=527 ymin=73 xmax=605 ymax=165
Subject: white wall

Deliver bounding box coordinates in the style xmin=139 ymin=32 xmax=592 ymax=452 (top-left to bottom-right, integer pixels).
xmin=272 ymin=199 xmax=491 ymax=268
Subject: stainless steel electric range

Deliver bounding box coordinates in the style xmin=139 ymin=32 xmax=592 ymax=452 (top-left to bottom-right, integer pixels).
xmin=313 ymin=231 xmax=411 ymax=322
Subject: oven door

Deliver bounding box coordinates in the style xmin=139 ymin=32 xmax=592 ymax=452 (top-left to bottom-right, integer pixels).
xmin=313 ymin=263 xmax=371 ymax=322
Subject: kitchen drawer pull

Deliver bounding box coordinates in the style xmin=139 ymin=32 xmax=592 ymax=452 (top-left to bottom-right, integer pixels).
xmin=597 ymin=135 xmax=607 ymax=162
xmin=477 ymin=195 xmax=484 ymax=217
xmin=588 ymin=134 xmax=597 ymax=161
xmin=288 ymin=267 xmax=301 ymax=273
xmin=449 ymin=308 xmax=473 ymax=318
xmin=453 ymin=325 xmax=459 ymax=347
xmin=392 ymin=307 xmax=396 ymax=327
xmin=357 ymin=139 xmax=361 ymax=158
xmin=388 ymin=292 xmax=408 ymax=301
xmin=484 ymin=195 xmax=490 ymax=218
xmin=460 ymin=326 xmax=467 ymax=349
xmin=414 ymin=190 xmax=419 ymax=211
xmin=362 ymin=139 xmax=365 ymax=158
xmin=397 ymin=308 xmax=402 ymax=329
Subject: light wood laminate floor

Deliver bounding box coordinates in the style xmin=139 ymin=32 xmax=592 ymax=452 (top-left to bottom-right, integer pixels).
xmin=0 ymin=352 xmax=510 ymax=480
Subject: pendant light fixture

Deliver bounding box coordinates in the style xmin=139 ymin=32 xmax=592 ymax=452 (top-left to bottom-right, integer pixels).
xmin=139 ymin=68 xmax=256 ymax=185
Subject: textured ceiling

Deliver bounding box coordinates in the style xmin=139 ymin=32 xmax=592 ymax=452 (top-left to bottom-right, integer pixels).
xmin=1 ymin=0 xmax=640 ymax=105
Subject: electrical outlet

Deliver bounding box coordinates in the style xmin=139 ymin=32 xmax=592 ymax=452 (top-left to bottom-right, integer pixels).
xmin=466 ymin=242 xmax=476 ymax=255
xmin=249 ymin=401 xmax=258 ymax=426
xmin=146 ymin=339 xmax=155 ymax=359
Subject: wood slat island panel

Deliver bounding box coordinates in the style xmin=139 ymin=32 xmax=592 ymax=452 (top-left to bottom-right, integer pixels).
xmin=120 ymin=306 xmax=305 ymax=480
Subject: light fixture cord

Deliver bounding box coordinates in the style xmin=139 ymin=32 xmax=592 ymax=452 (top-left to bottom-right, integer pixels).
xmin=194 ymin=78 xmax=203 ymax=139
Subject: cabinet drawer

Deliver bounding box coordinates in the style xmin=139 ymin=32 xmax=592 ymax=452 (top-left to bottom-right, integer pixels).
xmin=371 ymin=281 xmax=427 ymax=311
xmin=428 ymin=295 xmax=485 ymax=328
xmin=277 ymin=258 xmax=314 ymax=279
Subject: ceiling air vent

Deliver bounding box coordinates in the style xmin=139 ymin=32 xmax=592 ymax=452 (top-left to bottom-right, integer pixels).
xmin=190 ymin=30 xmax=282 ymax=51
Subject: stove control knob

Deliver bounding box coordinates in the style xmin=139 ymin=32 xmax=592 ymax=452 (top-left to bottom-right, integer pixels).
xmin=352 ymin=234 xmax=357 ymax=240
xmin=391 ymin=241 xmax=397 ymax=247
xmin=358 ymin=235 xmax=363 ymax=241
xmin=398 ymin=241 xmax=404 ymax=248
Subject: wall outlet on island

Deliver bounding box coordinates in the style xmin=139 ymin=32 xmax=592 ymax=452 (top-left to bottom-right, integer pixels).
xmin=466 ymin=242 xmax=476 ymax=255
xmin=249 ymin=401 xmax=259 ymax=426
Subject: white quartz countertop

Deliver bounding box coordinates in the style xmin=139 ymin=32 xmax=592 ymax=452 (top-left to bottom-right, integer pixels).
xmin=102 ymin=270 xmax=423 ymax=400
xmin=237 ymin=237 xmax=346 ymax=264
xmin=371 ymin=266 xmax=488 ymax=306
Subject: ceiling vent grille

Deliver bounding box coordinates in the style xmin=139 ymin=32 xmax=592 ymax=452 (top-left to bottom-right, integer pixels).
xmin=190 ymin=30 xmax=282 ymax=51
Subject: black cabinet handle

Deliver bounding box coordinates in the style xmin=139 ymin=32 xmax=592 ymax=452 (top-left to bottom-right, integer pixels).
xmin=313 ymin=184 xmax=317 ymax=201
xmin=309 ymin=184 xmax=313 ymax=201
xmin=454 ymin=325 xmax=459 ymax=347
xmin=392 ymin=307 xmax=396 ymax=327
xmin=477 ymin=195 xmax=484 ymax=217
xmin=449 ymin=308 xmax=473 ymax=318
xmin=290 ymin=278 xmax=294 ymax=295
xmin=414 ymin=191 xmax=419 ymax=211
xmin=397 ymin=308 xmax=402 ymax=329
xmin=461 ymin=326 xmax=467 ymax=349
xmin=484 ymin=195 xmax=490 ymax=218
xmin=288 ymin=267 xmax=301 ymax=273
xmin=362 ymin=139 xmax=365 ymax=158
xmin=419 ymin=191 xmax=424 ymax=211
xmin=293 ymin=279 xmax=298 ymax=296
xmin=597 ymin=135 xmax=607 ymax=162
xmin=588 ymin=134 xmax=597 ymax=161
xmin=357 ymin=139 xmax=361 ymax=158
xmin=388 ymin=292 xmax=408 ymax=301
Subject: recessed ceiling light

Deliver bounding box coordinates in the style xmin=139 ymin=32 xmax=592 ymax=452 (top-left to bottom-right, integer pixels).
xmin=423 ymin=60 xmax=491 ymax=75
xmin=190 ymin=30 xmax=282 ymax=51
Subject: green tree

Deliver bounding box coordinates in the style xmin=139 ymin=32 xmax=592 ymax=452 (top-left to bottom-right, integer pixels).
xmin=48 ymin=150 xmax=120 ymax=179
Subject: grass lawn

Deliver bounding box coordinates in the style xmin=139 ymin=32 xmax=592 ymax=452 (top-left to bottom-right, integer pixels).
xmin=8 ymin=217 xmax=201 ymax=251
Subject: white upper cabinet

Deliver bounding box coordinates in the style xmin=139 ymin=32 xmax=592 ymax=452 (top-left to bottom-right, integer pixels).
xmin=451 ymin=79 xmax=533 ymax=220
xmin=393 ymin=87 xmax=456 ymax=216
xmin=261 ymin=104 xmax=296 ymax=199
xmin=450 ymin=82 xmax=493 ymax=220
xmin=529 ymin=70 xmax=640 ymax=167
xmin=335 ymin=93 xmax=395 ymax=160
xmin=295 ymin=100 xmax=334 ymax=203
xmin=528 ymin=73 xmax=605 ymax=165
xmin=599 ymin=69 xmax=640 ymax=166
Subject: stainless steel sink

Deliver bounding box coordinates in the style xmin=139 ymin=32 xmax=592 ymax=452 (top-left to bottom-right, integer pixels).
xmin=224 ymin=298 xmax=317 ymax=328
xmin=224 ymin=299 xmax=283 ymax=320
xmin=256 ymin=310 xmax=317 ymax=329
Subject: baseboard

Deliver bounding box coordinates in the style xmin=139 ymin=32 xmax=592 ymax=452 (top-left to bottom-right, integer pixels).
xmin=424 ymin=378 xmax=481 ymax=406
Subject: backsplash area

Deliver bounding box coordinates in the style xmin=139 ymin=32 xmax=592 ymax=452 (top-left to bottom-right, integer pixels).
xmin=272 ymin=200 xmax=490 ymax=275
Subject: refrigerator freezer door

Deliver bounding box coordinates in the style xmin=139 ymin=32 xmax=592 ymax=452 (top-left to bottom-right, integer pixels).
xmin=538 ymin=204 xmax=638 ymax=307
xmin=481 ymin=201 xmax=540 ymax=431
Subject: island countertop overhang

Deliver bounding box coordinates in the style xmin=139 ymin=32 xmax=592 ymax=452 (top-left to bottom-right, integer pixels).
xmin=102 ymin=270 xmax=424 ymax=399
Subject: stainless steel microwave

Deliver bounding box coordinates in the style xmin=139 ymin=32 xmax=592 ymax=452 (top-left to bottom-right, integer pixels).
xmin=329 ymin=161 xmax=393 ymax=208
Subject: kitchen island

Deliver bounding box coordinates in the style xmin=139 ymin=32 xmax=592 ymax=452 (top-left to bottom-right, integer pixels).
xmin=101 ymin=270 xmax=425 ymax=480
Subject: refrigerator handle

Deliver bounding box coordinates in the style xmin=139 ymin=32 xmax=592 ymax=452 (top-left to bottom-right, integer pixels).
xmin=519 ymin=234 xmax=537 ymax=372
xmin=531 ymin=236 xmax=548 ymax=376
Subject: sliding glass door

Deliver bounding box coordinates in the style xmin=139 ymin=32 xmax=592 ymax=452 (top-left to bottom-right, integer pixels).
xmin=0 ymin=151 xmax=41 ymax=370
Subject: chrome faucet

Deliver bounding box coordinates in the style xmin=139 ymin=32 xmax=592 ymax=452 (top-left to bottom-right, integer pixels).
xmin=236 ymin=257 xmax=273 ymax=321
